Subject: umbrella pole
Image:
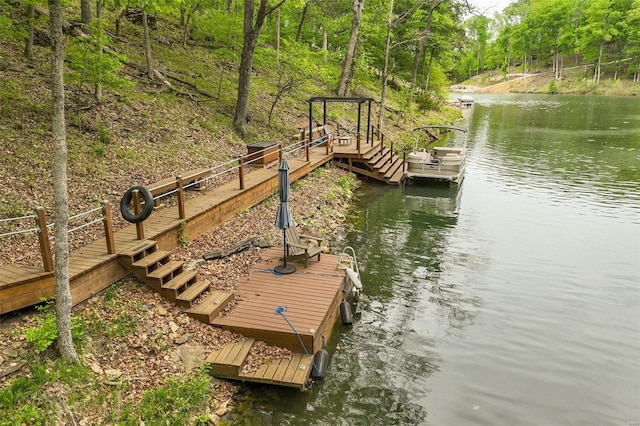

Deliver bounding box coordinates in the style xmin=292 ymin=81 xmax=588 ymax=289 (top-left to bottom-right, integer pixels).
xmin=283 ymin=229 xmax=287 ymax=267
xmin=274 ymin=226 xmax=295 ymax=274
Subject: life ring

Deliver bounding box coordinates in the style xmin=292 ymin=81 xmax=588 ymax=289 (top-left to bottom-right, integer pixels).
xmin=120 ymin=186 xmax=154 ymax=223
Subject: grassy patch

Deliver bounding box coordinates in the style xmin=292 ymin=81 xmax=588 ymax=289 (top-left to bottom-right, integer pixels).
xmin=0 ymin=361 xmax=90 ymax=426
xmin=116 ymin=372 xmax=212 ymax=425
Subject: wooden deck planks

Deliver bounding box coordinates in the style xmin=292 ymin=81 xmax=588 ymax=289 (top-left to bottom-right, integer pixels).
xmin=212 ymin=247 xmax=345 ymax=353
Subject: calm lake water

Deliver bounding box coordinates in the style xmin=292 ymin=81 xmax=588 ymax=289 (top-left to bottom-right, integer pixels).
xmin=243 ymin=94 xmax=640 ymax=425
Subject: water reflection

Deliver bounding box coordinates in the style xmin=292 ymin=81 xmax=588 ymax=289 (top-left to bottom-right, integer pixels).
xmin=238 ymin=94 xmax=640 ymax=425
xmin=469 ymin=94 xmax=640 ymax=224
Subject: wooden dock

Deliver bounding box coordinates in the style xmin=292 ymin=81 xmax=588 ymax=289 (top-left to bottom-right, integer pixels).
xmin=205 ymin=247 xmax=352 ymax=390
xmin=0 ymin=149 xmax=334 ymax=315
xmin=333 ymin=138 xmax=405 ymax=184
xmin=0 ymin=139 xmax=366 ymax=390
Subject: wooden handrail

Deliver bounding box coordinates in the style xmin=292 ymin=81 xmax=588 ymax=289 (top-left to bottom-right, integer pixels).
xmin=133 ymin=189 xmax=144 ymax=240
xmin=176 ymin=175 xmax=185 ymax=219
xmin=102 ymin=200 xmax=116 ymax=254
xmin=305 ymin=137 xmax=310 ymax=162
xmin=34 ymin=206 xmax=53 ymax=272
xmin=239 ymin=157 xmax=245 ymax=190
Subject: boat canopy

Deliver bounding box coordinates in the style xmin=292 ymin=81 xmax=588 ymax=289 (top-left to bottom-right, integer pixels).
xmin=413 ymin=125 xmax=468 ymax=134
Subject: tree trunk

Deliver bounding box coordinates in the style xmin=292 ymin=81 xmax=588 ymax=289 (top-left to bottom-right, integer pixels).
xmin=95 ymin=0 xmax=103 ymax=103
xmin=337 ymin=0 xmax=365 ymax=97
xmin=295 ymin=2 xmax=307 ymax=42
xmin=48 ymin=0 xmax=79 ymax=363
xmin=378 ymin=0 xmax=394 ymax=129
xmin=81 ymin=0 xmax=91 ymax=31
xmin=183 ymin=9 xmax=193 ymax=48
xmin=594 ymin=42 xmax=603 ymax=84
xmin=322 ymin=27 xmax=327 ymax=62
xmin=115 ymin=7 xmax=127 ymax=36
xmin=425 ymin=47 xmax=434 ymax=88
xmin=411 ymin=0 xmax=446 ymax=89
xmin=275 ymin=8 xmax=280 ymax=51
xmin=142 ymin=11 xmax=154 ymax=80
xmin=233 ymin=0 xmax=284 ymax=137
xmin=411 ymin=38 xmax=426 ymax=88
xmin=24 ymin=3 xmax=35 ymax=60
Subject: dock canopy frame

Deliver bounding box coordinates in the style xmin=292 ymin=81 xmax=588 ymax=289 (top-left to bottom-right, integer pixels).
xmin=307 ymin=97 xmax=375 ymax=151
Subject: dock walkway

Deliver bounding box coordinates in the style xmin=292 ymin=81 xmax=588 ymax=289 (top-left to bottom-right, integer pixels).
xmin=0 ymin=148 xmax=333 ymax=314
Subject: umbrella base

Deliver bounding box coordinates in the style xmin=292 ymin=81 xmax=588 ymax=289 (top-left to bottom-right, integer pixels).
xmin=274 ymin=264 xmax=296 ymax=274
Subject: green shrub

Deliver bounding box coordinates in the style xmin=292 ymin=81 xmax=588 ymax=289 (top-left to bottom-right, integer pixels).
xmin=24 ymin=301 xmax=86 ymax=353
xmin=415 ymin=92 xmax=442 ymax=112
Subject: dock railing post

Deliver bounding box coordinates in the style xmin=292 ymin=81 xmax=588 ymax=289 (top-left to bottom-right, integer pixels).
xmin=305 ymin=135 xmax=310 ymax=162
xmin=279 ymin=142 xmax=283 ymax=163
xmin=389 ymin=139 xmax=394 ymax=166
xmin=34 ymin=206 xmax=54 ymax=272
xmin=239 ymin=157 xmax=245 ymax=190
xmin=403 ymin=152 xmax=407 ymax=172
xmin=101 ymin=200 xmax=116 ymax=254
xmin=176 ymin=175 xmax=185 ymax=219
xmin=132 ymin=189 xmax=144 ymax=240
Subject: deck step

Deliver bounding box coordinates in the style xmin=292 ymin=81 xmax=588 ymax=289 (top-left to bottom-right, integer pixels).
xmin=388 ymin=166 xmax=405 ymax=184
xmin=118 ymin=240 xmax=158 ymax=267
xmin=372 ymin=149 xmax=392 ymax=169
xmin=185 ymin=290 xmax=234 ymax=323
xmin=383 ymin=157 xmax=404 ymax=179
xmin=130 ymin=250 xmax=171 ymax=274
xmin=146 ymin=260 xmax=184 ymax=285
xmin=361 ymin=143 xmax=383 ymax=160
xmin=162 ymin=268 xmax=198 ymax=291
xmin=238 ymin=352 xmax=312 ymax=390
xmin=378 ymin=155 xmax=398 ymax=174
xmin=175 ymin=279 xmax=211 ymax=308
xmin=206 ymin=338 xmax=255 ymax=377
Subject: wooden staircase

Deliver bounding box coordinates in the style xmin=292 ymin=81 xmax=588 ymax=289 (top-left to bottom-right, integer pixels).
xmin=334 ymin=144 xmax=405 ymax=184
xmin=118 ymin=240 xmax=233 ymax=322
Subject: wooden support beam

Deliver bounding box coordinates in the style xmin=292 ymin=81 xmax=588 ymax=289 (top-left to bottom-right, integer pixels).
xmin=34 ymin=207 xmax=53 ymax=272
xmin=133 ymin=189 xmax=144 ymax=240
xmin=239 ymin=158 xmax=245 ymax=190
xmin=102 ymin=200 xmax=116 ymax=254
xmin=176 ymin=175 xmax=185 ymax=219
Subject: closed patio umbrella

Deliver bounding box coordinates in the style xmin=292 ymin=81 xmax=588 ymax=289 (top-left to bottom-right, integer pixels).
xmin=274 ymin=159 xmax=296 ymax=274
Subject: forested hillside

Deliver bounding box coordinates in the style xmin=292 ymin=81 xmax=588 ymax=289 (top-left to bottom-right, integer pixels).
xmin=1 ymin=0 xmax=637 ymax=230
xmin=457 ymin=0 xmax=640 ymax=86
xmin=0 ymin=0 xmax=473 ymax=220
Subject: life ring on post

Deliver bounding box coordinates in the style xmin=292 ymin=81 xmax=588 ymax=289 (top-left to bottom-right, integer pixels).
xmin=120 ymin=186 xmax=154 ymax=223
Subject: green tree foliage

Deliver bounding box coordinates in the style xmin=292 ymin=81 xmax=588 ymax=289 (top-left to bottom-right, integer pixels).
xmin=462 ymin=0 xmax=639 ymax=84
xmin=66 ymin=22 xmax=133 ymax=92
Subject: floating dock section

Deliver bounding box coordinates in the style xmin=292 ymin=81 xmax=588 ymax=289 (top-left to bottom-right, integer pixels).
xmin=205 ymin=247 xmax=353 ymax=390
